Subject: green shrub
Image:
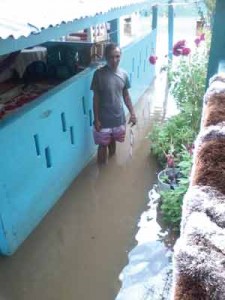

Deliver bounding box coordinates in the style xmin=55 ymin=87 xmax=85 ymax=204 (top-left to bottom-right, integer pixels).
xmin=168 ymin=51 xmax=207 ymax=132
xmin=149 ymin=114 xmax=196 ymax=164
xmin=160 ymin=148 xmax=192 ymax=230
xmin=149 ymin=48 xmax=207 ymax=165
xmin=149 ymin=41 xmax=209 ymax=231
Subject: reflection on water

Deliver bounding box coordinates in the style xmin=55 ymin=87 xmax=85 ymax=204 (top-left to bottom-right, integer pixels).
xmin=116 ymin=186 xmax=173 ymax=300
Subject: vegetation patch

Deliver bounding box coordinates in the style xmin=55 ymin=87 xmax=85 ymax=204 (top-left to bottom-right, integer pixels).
xmin=149 ymin=35 xmax=209 ymax=232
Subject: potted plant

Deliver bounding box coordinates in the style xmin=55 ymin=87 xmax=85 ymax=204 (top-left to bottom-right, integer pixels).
xmin=158 ymin=149 xmax=180 ymax=191
xmin=158 ymin=167 xmax=181 ymax=191
xmin=159 ymin=147 xmax=193 ymax=230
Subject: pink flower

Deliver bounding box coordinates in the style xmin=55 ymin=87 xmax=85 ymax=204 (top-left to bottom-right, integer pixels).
xmin=194 ymin=38 xmax=201 ymax=47
xmin=149 ymin=55 xmax=158 ymax=65
xmin=166 ymin=153 xmax=175 ymax=168
xmin=174 ymin=40 xmax=186 ymax=49
xmin=173 ymin=48 xmax=182 ymax=56
xmin=173 ymin=40 xmax=190 ymax=57
xmin=194 ymin=33 xmax=205 ymax=47
xmin=200 ymin=33 xmax=205 ymax=41
xmin=185 ymin=144 xmax=194 ymax=155
xmin=182 ymin=47 xmax=191 ymax=56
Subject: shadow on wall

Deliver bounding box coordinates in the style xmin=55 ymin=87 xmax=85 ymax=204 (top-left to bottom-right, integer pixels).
xmin=171 ymin=73 xmax=225 ymax=299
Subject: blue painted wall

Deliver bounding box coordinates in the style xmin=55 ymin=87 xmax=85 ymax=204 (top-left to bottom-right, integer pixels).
xmin=0 ymin=29 xmax=157 ymax=255
xmin=0 ymin=69 xmax=96 ymax=254
xmin=121 ymin=33 xmax=157 ymax=102
xmin=168 ymin=0 xmax=174 ymax=60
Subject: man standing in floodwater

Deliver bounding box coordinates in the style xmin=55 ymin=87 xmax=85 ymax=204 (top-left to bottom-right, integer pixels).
xmin=91 ymin=43 xmax=137 ymax=164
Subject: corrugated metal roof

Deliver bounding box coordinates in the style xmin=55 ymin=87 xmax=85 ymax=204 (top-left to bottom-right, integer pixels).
xmin=0 ymin=0 xmax=148 ymax=39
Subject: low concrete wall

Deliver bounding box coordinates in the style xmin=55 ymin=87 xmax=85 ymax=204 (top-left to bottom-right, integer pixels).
xmin=172 ymin=73 xmax=225 ymax=299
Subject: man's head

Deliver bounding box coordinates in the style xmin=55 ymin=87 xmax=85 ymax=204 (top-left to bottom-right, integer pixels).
xmin=105 ymin=43 xmax=121 ymax=70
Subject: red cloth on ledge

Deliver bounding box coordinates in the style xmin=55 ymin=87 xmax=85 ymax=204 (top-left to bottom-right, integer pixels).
xmin=0 ymin=82 xmax=56 ymax=119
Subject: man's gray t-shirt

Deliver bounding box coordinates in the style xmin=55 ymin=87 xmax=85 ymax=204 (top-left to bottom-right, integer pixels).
xmin=91 ymin=65 xmax=131 ymax=128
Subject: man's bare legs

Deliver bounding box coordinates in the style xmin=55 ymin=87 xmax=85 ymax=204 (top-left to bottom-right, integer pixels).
xmin=108 ymin=140 xmax=116 ymax=157
xmin=97 ymin=140 xmax=116 ymax=164
xmin=97 ymin=145 xmax=107 ymax=164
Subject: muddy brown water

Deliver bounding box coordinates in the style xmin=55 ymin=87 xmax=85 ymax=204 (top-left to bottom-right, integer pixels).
xmin=0 ymin=73 xmax=168 ymax=300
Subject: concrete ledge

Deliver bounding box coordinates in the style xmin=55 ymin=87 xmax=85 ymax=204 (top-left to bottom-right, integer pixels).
xmin=172 ymin=73 xmax=225 ymax=299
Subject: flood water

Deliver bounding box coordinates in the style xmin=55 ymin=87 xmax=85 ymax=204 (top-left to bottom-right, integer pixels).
xmin=116 ymin=185 xmax=173 ymax=300
xmin=0 ymin=15 xmax=198 ymax=300
xmin=0 ymin=68 xmax=169 ymax=300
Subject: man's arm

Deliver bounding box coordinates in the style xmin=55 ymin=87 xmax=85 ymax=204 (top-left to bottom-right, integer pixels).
xmin=123 ymin=88 xmax=137 ymax=125
xmin=93 ymin=91 xmax=101 ymax=131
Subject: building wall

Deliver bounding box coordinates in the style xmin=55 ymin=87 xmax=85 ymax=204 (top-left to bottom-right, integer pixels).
xmin=0 ymin=31 xmax=156 ymax=255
